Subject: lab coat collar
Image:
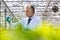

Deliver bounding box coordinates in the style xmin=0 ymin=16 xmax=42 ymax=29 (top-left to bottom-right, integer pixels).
xmin=28 ymin=15 xmax=35 ymax=19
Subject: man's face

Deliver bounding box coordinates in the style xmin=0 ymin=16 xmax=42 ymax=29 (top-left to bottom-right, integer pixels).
xmin=25 ymin=6 xmax=34 ymax=17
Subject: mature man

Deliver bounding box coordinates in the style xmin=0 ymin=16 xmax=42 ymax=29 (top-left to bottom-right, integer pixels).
xmin=9 ymin=4 xmax=42 ymax=30
xmin=18 ymin=5 xmax=42 ymax=30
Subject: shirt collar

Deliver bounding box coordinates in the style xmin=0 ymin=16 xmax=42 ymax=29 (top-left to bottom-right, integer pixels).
xmin=28 ymin=15 xmax=35 ymax=19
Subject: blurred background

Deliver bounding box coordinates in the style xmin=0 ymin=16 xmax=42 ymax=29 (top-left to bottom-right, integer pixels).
xmin=0 ymin=0 xmax=60 ymax=29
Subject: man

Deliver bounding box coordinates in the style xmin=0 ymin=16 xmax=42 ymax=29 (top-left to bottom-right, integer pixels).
xmin=18 ymin=5 xmax=42 ymax=30
xmin=12 ymin=5 xmax=41 ymax=30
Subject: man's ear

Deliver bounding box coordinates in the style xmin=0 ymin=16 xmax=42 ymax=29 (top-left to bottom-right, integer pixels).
xmin=30 ymin=8 xmax=33 ymax=14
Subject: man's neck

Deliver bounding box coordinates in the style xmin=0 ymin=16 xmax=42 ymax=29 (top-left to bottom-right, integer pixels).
xmin=29 ymin=15 xmax=34 ymax=19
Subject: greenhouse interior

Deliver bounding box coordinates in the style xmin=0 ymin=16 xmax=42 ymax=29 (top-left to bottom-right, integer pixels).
xmin=0 ymin=0 xmax=60 ymax=40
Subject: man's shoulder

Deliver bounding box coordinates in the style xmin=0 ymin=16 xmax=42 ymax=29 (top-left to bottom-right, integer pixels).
xmin=34 ymin=16 xmax=41 ymax=20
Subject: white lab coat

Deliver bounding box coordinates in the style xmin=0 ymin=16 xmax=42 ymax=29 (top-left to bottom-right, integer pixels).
xmin=19 ymin=16 xmax=42 ymax=30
